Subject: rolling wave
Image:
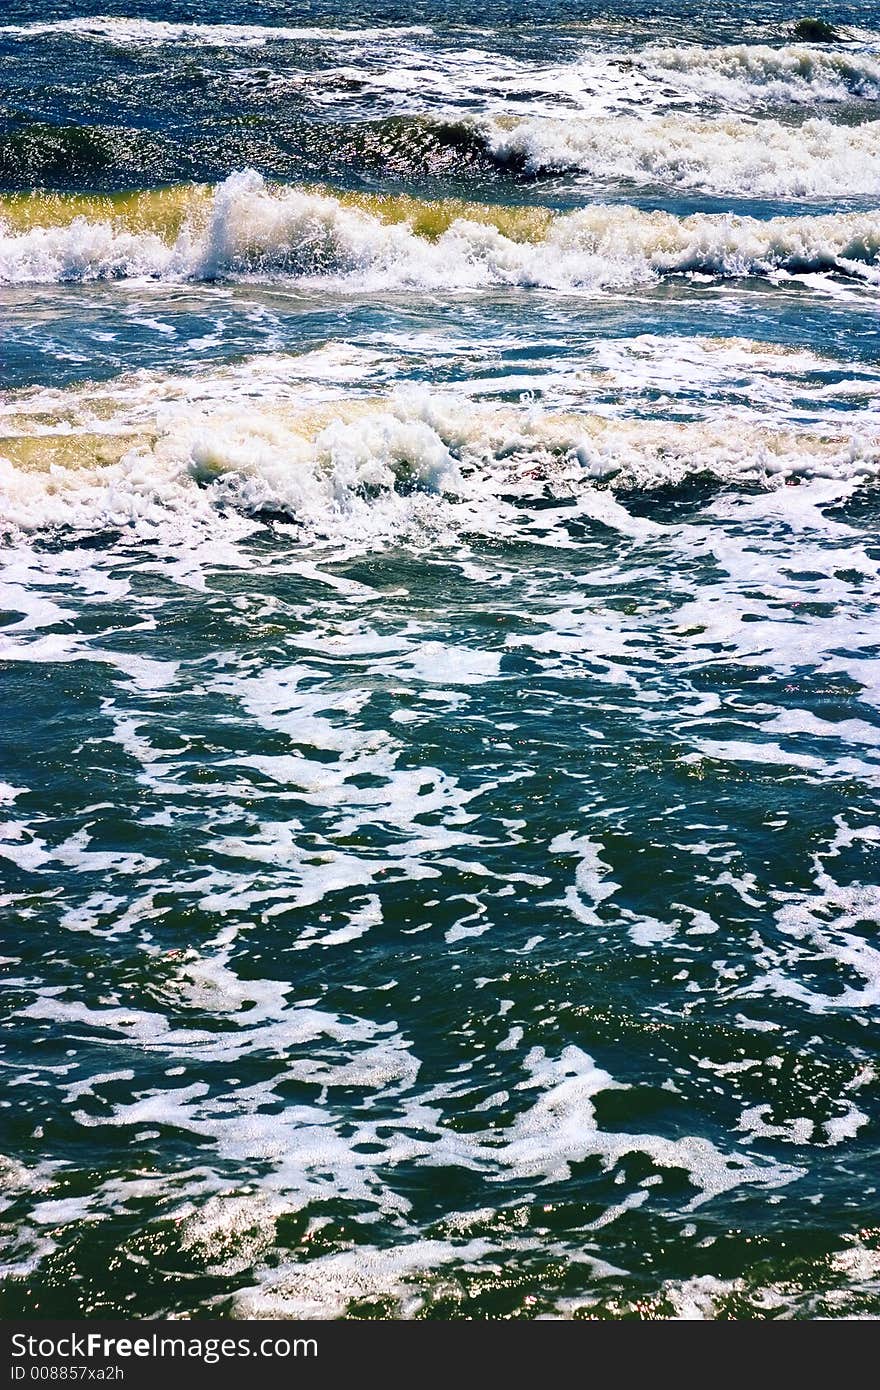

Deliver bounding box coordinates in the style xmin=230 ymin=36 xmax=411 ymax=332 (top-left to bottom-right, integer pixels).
xmin=8 ymin=108 xmax=871 ymax=204
xmin=0 ymin=115 xmax=496 ymax=193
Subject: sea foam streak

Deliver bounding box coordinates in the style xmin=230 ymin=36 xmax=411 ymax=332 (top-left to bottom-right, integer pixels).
xmin=0 ymin=17 xmax=433 ymax=46
xmin=1 ymin=171 xmax=879 ymax=288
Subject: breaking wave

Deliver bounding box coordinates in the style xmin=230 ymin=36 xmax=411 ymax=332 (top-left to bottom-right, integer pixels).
xmin=642 ymin=41 xmax=880 ymax=106
xmin=2 ymin=365 xmax=878 ymax=543
xmin=1 ymin=171 xmax=879 ymax=290
xmin=483 ymin=113 xmax=880 ymax=197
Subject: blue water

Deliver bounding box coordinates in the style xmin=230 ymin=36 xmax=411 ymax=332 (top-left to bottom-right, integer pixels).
xmin=1 ymin=1 xmax=879 ymax=1319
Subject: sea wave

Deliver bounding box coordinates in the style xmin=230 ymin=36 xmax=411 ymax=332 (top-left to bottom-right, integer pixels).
xmin=4 ymin=23 xmax=880 ymax=122
xmin=483 ymin=113 xmax=880 ymax=197
xmin=1 ymin=171 xmax=878 ymax=290
xmin=0 ymin=115 xmax=496 ymax=192
xmin=0 ymin=121 xmax=175 ymax=190
xmin=5 ymin=109 xmax=875 ymax=208
xmin=2 ymin=368 xmax=878 ymax=543
xmin=642 ymin=41 xmax=880 ymax=105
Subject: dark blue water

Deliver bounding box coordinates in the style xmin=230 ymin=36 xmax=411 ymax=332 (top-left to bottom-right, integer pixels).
xmin=1 ymin=1 xmax=879 ymax=1319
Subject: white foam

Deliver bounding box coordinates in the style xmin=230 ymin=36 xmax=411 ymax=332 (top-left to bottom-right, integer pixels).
xmin=231 ymin=1237 xmax=494 ymax=1318
xmin=0 ymin=388 xmax=465 ymax=545
xmin=24 ymin=1026 xmax=803 ymax=1310
xmin=0 ymin=18 xmax=433 ymax=47
xmin=6 ymin=26 xmax=877 ymax=125
xmin=484 ymin=1047 xmax=803 ymax=1202
xmin=661 ymin=1274 xmax=746 ymax=1319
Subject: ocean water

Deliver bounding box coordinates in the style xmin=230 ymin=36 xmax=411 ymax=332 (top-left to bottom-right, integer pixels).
xmin=1 ymin=0 xmax=879 ymax=1320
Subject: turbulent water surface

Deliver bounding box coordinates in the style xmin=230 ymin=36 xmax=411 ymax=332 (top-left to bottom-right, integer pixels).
xmin=2 ymin=0 xmax=880 ymax=1319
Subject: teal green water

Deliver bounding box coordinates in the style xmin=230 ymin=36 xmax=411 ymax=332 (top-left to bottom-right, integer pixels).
xmin=1 ymin=1 xmax=880 ymax=1319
